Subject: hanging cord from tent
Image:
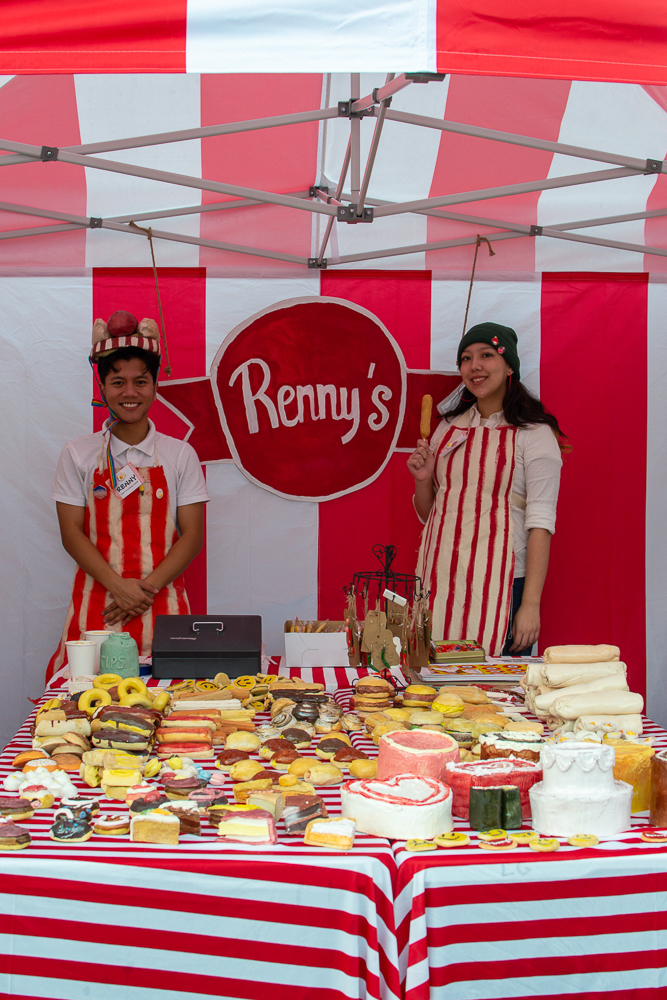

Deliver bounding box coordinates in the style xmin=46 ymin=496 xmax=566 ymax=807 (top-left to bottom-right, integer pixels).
xmin=462 ymin=235 xmax=496 ymax=337
xmin=128 ymin=221 xmax=172 ymax=376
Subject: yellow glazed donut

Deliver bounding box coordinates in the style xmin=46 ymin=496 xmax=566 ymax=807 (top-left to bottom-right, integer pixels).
xmin=117 ymin=677 xmax=148 ymax=700
xmin=150 ymin=691 xmax=170 ymax=713
xmin=79 ymin=688 xmax=112 ymax=715
xmin=119 ymin=692 xmax=152 ymax=709
xmin=94 ymin=673 xmax=123 ymax=691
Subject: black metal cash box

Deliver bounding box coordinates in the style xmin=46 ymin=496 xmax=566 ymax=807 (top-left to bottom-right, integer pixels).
xmin=151 ymin=615 xmax=262 ymax=679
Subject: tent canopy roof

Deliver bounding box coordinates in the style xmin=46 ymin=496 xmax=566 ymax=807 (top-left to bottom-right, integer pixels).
xmin=1 ymin=0 xmax=667 ymax=84
xmin=0 ymin=71 xmax=665 ymax=273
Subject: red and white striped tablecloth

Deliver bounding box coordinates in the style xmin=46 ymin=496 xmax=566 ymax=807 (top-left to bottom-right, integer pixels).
xmin=393 ymin=715 xmax=667 ymax=1000
xmin=0 ymin=689 xmax=401 ymax=1000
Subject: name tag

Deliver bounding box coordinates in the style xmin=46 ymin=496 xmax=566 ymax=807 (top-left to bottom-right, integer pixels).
xmin=445 ymin=430 xmax=469 ymax=451
xmin=113 ymin=463 xmax=144 ymax=500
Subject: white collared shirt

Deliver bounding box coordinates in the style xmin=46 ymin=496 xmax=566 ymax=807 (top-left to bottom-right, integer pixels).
xmin=429 ymin=405 xmax=562 ymax=577
xmin=52 ymin=419 xmax=209 ymax=527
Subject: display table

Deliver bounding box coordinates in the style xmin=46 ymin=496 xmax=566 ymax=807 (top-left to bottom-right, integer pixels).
xmin=393 ymin=714 xmax=667 ymax=1000
xmin=3 ymin=681 xmax=667 ymax=1000
xmin=0 ymin=690 xmax=401 ymax=1000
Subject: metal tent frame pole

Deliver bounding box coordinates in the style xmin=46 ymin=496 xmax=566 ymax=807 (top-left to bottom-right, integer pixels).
xmin=0 ymin=71 xmax=663 ymax=267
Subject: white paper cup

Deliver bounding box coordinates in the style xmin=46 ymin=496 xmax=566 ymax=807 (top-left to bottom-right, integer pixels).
xmin=84 ymin=630 xmax=114 ymax=673
xmin=65 ymin=640 xmax=97 ymax=678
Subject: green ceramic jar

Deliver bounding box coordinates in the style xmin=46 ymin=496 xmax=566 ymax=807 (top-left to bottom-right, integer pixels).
xmin=99 ymin=631 xmax=140 ymax=680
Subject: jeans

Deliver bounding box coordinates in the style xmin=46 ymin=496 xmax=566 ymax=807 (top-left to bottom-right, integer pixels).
xmin=501 ymin=576 xmax=533 ymax=656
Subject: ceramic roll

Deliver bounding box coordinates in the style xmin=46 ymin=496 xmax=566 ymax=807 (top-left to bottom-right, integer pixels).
xmin=541 ymin=662 xmax=627 ymax=689
xmin=543 ymin=644 xmax=620 ymax=664
xmin=550 ymin=690 xmax=643 ymax=721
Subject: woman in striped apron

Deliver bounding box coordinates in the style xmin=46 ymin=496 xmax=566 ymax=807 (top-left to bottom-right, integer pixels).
xmin=409 ymin=323 xmax=565 ymax=657
xmin=47 ymin=312 xmax=208 ymax=682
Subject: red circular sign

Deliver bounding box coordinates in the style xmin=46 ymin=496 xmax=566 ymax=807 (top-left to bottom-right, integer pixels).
xmin=212 ymin=297 xmax=406 ymax=501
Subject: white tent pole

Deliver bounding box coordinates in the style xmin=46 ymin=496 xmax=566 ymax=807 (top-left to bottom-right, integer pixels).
xmin=109 ymin=193 xmax=311 ymax=223
xmin=349 ymin=194 xmax=667 ymax=236
xmin=350 ymin=74 xmax=361 ymax=205
xmin=0 ymin=199 xmax=309 ymax=263
xmin=0 ymin=223 xmax=86 ymax=240
xmin=334 ymin=228 xmax=667 ymax=265
xmin=540 ymin=227 xmax=667 ymax=256
xmin=372 ymin=167 xmax=639 ymax=217
xmin=382 ymin=108 xmax=665 ymax=173
xmin=337 ymin=231 xmax=522 ymax=262
xmin=316 ymin=141 xmax=351 ymax=265
xmin=0 ymin=138 xmax=338 ymax=217
xmin=0 ymin=197 xmax=665 ymax=265
xmin=0 ymin=200 xmax=90 ymax=225
xmin=357 ymin=74 xmax=393 ymax=216
xmin=102 ymin=220 xmax=310 ymax=264
xmin=0 ymin=108 xmax=342 ymax=167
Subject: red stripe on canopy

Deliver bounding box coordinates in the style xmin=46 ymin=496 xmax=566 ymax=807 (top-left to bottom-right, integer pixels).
xmin=436 ymin=0 xmax=667 ymax=86
xmin=0 ymin=0 xmax=187 ymax=73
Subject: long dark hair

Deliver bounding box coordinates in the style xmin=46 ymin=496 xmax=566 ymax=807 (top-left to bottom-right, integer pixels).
xmin=446 ymin=377 xmax=569 ymax=451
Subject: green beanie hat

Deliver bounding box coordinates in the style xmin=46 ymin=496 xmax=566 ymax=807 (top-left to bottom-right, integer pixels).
xmin=456 ymin=322 xmax=520 ymax=380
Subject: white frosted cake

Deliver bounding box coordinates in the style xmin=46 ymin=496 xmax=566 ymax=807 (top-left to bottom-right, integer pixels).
xmin=529 ymin=743 xmax=632 ymax=837
xmin=340 ymin=773 xmax=453 ymax=840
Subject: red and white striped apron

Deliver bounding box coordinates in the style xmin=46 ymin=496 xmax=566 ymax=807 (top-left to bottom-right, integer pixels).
xmin=47 ymin=441 xmax=189 ymax=682
xmin=416 ymin=413 xmax=518 ymax=656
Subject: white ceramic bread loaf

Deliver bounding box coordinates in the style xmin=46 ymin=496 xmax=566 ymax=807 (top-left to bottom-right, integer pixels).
xmin=542 ymin=661 xmax=627 ymax=689
xmin=525 ymin=664 xmax=545 ymax=687
xmin=574 ymin=714 xmax=643 ymax=735
xmin=543 ymin=644 xmax=620 ymax=664
xmin=551 ymin=690 xmax=643 ymax=721
xmin=534 ymin=673 xmax=629 ymax=712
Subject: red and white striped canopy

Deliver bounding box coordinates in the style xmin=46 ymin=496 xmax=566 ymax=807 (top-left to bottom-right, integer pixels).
xmin=1 ymin=0 xmax=667 ymax=84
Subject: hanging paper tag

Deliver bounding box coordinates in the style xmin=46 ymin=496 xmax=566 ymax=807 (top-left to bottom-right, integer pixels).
xmin=113 ymin=463 xmax=144 ymax=500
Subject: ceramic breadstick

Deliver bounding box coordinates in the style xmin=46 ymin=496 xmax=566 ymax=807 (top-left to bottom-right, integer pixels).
xmin=420 ymin=394 xmax=433 ymax=439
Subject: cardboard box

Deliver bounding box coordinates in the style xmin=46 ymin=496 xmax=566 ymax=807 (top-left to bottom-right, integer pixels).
xmin=284 ymin=621 xmax=350 ymax=668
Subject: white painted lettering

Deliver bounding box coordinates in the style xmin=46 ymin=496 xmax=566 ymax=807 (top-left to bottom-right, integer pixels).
xmin=230 ymin=358 xmax=388 ymax=446
xmin=317 ymin=384 xmax=340 ymax=420
xmin=229 ymin=358 xmax=279 ymax=434
xmin=297 ymin=385 xmax=319 ymax=423
xmin=277 ymin=385 xmax=298 ymax=427
xmin=340 ymin=387 xmax=360 ymax=445
xmin=368 ymin=385 xmax=392 ymax=430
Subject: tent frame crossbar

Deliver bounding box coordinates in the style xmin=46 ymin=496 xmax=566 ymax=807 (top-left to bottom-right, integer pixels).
xmin=0 ymin=70 xmax=664 ymax=266
xmin=1 ymin=192 xmax=666 ymax=261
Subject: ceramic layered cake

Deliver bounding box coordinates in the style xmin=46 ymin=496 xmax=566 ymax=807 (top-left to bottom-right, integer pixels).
xmin=530 ymin=743 xmax=632 ymax=837
xmin=341 ymin=773 xmax=453 ymax=840
xmin=376 ymin=729 xmax=460 ymax=782
xmin=444 ymin=758 xmax=542 ymax=819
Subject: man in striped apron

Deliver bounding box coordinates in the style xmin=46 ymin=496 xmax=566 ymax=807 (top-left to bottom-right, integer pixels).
xmin=47 ymin=311 xmax=209 ymax=682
